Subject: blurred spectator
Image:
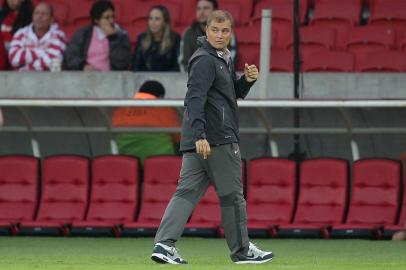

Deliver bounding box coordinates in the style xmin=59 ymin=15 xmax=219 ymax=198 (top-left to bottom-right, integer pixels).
xmin=8 ymin=2 xmax=66 ymax=71
xmin=112 ymin=80 xmax=180 ymax=164
xmin=132 ymin=5 xmax=180 ymax=71
xmin=180 ymin=0 xmax=238 ymax=71
xmin=64 ymin=0 xmax=131 ymax=71
xmin=0 ymin=33 xmax=6 ymax=69
xmin=0 ymin=0 xmax=33 ymax=50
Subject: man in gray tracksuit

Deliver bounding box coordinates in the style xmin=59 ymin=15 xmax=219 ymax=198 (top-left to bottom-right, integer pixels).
xmin=151 ymin=10 xmax=274 ymax=265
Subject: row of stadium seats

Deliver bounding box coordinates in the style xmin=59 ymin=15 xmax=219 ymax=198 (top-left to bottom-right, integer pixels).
xmin=0 ymin=155 xmax=404 ymax=239
xmin=243 ymin=49 xmax=406 ymax=72
xmin=29 ymin=0 xmax=406 ymax=72
xmin=36 ymin=0 xmax=406 ymax=29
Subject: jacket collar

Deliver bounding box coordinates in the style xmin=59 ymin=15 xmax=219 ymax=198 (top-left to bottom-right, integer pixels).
xmin=197 ymin=36 xmax=230 ymax=63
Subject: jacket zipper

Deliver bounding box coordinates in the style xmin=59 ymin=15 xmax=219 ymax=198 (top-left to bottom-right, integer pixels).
xmin=222 ymin=105 xmax=225 ymax=127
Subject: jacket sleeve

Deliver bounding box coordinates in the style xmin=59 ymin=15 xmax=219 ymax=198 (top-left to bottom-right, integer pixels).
xmin=185 ymin=55 xmax=215 ymax=141
xmin=234 ymin=74 xmax=255 ymax=99
xmin=64 ymin=28 xmax=87 ymax=70
xmin=108 ymin=31 xmax=132 ymax=70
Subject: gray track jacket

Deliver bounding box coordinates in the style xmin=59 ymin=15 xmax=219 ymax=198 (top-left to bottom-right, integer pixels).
xmin=180 ymin=37 xmax=255 ymax=152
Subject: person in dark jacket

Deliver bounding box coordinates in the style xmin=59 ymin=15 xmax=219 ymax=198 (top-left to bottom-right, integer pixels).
xmin=0 ymin=0 xmax=33 ymax=50
xmin=151 ymin=10 xmax=273 ymax=265
xmin=132 ymin=5 xmax=180 ymax=71
xmin=64 ymin=0 xmax=131 ymax=71
xmin=179 ymin=0 xmax=237 ymax=71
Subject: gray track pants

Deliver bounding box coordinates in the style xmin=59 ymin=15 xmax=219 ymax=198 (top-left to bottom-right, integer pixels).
xmin=154 ymin=143 xmax=249 ymax=258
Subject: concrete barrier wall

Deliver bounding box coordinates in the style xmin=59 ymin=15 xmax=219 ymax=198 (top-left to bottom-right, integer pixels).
xmin=2 ymin=72 xmax=406 ymax=99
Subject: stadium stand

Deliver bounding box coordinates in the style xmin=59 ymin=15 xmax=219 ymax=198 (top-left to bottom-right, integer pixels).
xmin=271 ymin=49 xmax=293 ymax=71
xmin=355 ymin=50 xmax=406 ymax=72
xmin=331 ymin=159 xmax=401 ymax=239
xmin=19 ymin=155 xmax=89 ymax=236
xmin=70 ymin=155 xmax=139 ymax=237
xmin=289 ymin=26 xmax=335 ymax=56
xmin=121 ymin=156 xmax=181 ymax=236
xmin=218 ymin=0 xmax=254 ymax=26
xmin=277 ymin=158 xmax=349 ymax=238
xmin=345 ymin=26 xmax=396 ymax=59
xmin=246 ymin=158 xmax=296 ymax=238
xmin=302 ymin=50 xmax=355 ymax=72
xmin=0 ymin=156 xmax=39 ymax=235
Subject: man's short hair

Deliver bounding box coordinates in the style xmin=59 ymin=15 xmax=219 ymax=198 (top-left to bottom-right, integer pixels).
xmin=206 ymin=10 xmax=234 ymax=29
xmin=139 ymin=80 xmax=166 ymax=98
xmin=197 ymin=0 xmax=218 ymax=10
xmin=90 ymin=0 xmax=115 ymax=21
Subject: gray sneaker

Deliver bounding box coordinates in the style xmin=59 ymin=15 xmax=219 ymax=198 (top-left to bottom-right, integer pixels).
xmin=151 ymin=243 xmax=188 ymax=264
xmin=233 ymin=242 xmax=274 ymax=264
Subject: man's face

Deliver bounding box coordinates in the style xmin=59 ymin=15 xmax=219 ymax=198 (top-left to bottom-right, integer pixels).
xmin=196 ymin=0 xmax=214 ymax=24
xmin=95 ymin=9 xmax=115 ymax=28
xmin=32 ymin=3 xmax=53 ymax=32
xmin=206 ymin=19 xmax=232 ymax=50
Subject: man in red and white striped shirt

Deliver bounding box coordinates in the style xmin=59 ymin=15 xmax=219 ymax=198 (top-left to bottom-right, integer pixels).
xmin=8 ymin=2 xmax=66 ymax=71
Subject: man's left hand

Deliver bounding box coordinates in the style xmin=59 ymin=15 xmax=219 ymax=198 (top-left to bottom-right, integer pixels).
xmin=244 ymin=63 xmax=259 ymax=82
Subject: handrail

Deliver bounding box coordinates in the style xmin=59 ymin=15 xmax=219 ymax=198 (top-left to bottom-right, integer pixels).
xmin=1 ymin=99 xmax=406 ymax=108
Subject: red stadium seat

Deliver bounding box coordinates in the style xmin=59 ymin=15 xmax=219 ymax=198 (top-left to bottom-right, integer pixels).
xmin=355 ymin=50 xmax=406 ymax=72
xmin=121 ymin=156 xmax=181 ymax=236
xmin=271 ymin=49 xmax=293 ymax=72
xmin=235 ymin=26 xmax=268 ymax=71
xmin=44 ymin=1 xmax=69 ymax=26
xmin=124 ymin=24 xmax=145 ymax=48
xmin=0 ymin=156 xmax=39 ymax=235
xmin=66 ymin=0 xmax=93 ymax=27
xmin=236 ymin=46 xmax=259 ymax=72
xmin=246 ymin=158 xmax=296 ymax=238
xmin=331 ymin=159 xmax=401 ymax=239
xmin=346 ymin=26 xmax=396 ymax=59
xmin=251 ymin=0 xmax=308 ymax=40
xmin=165 ymin=0 xmax=196 ymax=27
xmin=303 ymin=51 xmax=355 ymax=72
xmin=310 ymin=0 xmax=361 ymax=48
xmin=219 ymin=0 xmax=254 ymax=26
xmin=19 ymin=155 xmax=89 ymax=236
xmin=384 ymin=181 xmax=406 ymax=238
xmin=70 ymin=156 xmax=139 ymax=237
xmin=369 ymin=0 xmax=406 ymax=36
xmin=399 ymin=33 xmax=406 ymax=51
xmin=312 ymin=0 xmax=361 ymax=26
xmin=118 ymin=0 xmax=181 ymax=27
xmin=286 ymin=26 xmax=336 ymax=56
xmin=277 ymin=159 xmax=349 ymax=238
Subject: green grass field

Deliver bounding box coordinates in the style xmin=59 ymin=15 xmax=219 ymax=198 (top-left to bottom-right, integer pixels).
xmin=0 ymin=237 xmax=405 ymax=270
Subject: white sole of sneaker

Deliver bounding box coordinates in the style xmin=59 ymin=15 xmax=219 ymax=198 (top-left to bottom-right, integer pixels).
xmin=151 ymin=253 xmax=182 ymax=265
xmin=234 ymin=258 xmax=273 ymax=264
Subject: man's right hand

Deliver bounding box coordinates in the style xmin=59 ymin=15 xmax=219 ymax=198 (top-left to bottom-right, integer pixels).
xmin=84 ymin=64 xmax=95 ymax=71
xmin=195 ymin=139 xmax=211 ymax=159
